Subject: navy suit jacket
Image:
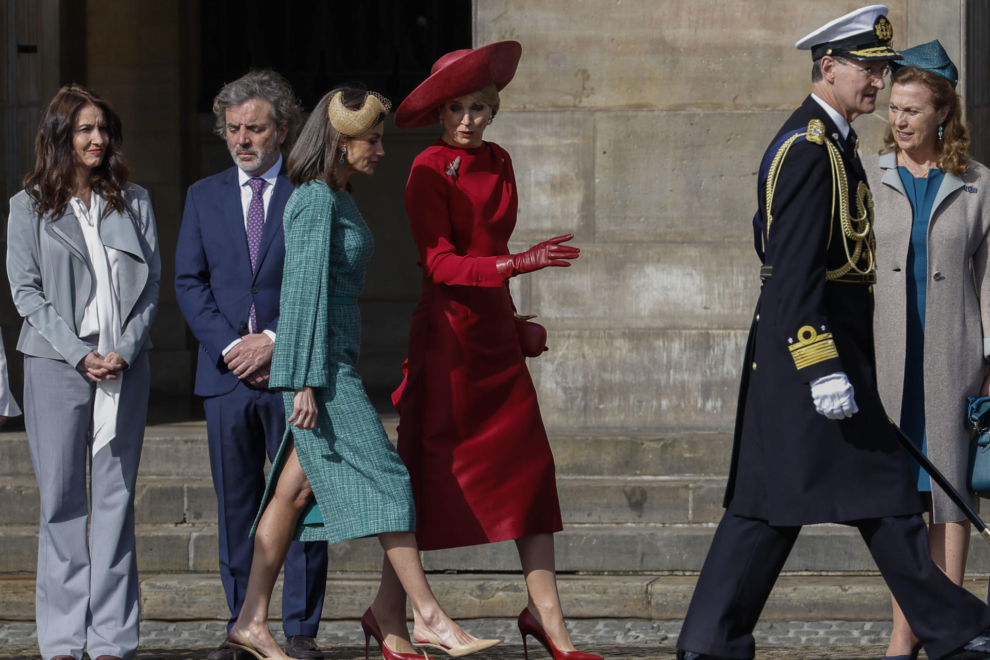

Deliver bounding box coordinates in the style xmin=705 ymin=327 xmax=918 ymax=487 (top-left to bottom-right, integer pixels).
xmin=175 ymin=164 xmax=292 ymax=397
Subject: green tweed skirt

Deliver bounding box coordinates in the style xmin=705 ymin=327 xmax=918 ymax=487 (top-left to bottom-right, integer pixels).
xmin=251 ymin=304 xmax=416 ymax=544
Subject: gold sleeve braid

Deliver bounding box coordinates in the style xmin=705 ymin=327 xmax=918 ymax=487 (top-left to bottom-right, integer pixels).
xmin=788 ymin=326 xmax=839 ymax=370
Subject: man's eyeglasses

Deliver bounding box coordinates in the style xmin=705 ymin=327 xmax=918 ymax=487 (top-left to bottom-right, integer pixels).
xmin=837 ymin=59 xmax=891 ymax=81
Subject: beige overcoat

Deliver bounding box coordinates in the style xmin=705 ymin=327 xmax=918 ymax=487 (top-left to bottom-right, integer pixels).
xmin=866 ymin=150 xmax=990 ymax=522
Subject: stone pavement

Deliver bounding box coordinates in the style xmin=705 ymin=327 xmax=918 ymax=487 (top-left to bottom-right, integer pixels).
xmin=0 ymin=619 xmax=897 ymax=658
xmin=0 ymin=648 xmax=895 ymax=660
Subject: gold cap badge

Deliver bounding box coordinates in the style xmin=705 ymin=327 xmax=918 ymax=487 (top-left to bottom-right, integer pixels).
xmin=874 ymin=15 xmax=893 ymax=41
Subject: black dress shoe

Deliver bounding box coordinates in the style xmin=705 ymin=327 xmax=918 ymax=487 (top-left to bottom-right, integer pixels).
xmin=677 ymin=650 xmax=749 ymax=660
xmin=943 ymin=629 xmax=990 ymax=660
xmin=207 ymin=641 xmax=238 ymax=660
xmin=284 ymin=636 xmax=324 ymax=660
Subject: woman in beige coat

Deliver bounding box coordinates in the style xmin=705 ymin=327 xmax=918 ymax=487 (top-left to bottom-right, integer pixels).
xmin=868 ymin=41 xmax=990 ymax=660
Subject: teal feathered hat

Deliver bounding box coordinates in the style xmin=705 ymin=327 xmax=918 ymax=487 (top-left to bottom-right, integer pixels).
xmin=891 ymin=39 xmax=958 ymax=88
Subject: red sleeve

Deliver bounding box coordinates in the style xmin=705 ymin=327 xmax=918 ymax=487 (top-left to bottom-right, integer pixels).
xmin=404 ymin=156 xmax=504 ymax=287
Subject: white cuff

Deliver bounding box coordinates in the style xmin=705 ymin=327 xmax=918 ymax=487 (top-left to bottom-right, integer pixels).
xmin=221 ymin=338 xmax=243 ymax=357
xmin=262 ymin=330 xmax=276 ymax=344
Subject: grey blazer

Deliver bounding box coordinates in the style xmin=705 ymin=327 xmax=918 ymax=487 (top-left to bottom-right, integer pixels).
xmin=6 ymin=185 xmax=160 ymax=368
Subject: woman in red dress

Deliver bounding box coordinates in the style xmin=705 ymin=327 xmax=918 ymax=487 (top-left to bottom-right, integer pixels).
xmin=369 ymin=42 xmax=600 ymax=660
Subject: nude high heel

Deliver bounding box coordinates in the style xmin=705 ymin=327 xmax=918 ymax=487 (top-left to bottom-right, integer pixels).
xmin=225 ymin=626 xmax=293 ymax=660
xmin=412 ymin=626 xmax=501 ymax=657
xmin=517 ymin=608 xmax=603 ymax=660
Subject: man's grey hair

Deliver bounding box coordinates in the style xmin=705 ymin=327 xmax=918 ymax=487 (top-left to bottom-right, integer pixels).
xmin=213 ymin=69 xmax=303 ymax=149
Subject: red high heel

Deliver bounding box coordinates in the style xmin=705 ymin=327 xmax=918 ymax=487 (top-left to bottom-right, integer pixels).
xmin=517 ymin=608 xmax=603 ymax=660
xmin=361 ymin=608 xmax=426 ymax=660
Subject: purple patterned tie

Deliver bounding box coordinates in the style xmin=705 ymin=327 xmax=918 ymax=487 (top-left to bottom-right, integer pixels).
xmin=246 ymin=177 xmax=266 ymax=332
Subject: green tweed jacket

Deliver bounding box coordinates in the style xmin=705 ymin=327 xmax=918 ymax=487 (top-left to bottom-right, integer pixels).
xmin=251 ymin=180 xmax=415 ymax=544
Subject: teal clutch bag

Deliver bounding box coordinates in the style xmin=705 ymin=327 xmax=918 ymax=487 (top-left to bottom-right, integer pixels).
xmin=966 ymin=396 xmax=990 ymax=496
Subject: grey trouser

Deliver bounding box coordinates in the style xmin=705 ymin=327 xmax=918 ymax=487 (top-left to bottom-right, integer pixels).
xmin=24 ymin=353 xmax=149 ymax=660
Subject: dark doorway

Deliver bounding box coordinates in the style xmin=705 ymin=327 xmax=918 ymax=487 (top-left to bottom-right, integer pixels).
xmin=194 ymin=2 xmax=472 ymax=409
xmin=198 ymin=1 xmax=472 ymax=111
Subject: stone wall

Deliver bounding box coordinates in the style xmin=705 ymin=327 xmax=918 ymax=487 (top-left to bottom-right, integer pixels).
xmin=478 ymin=0 xmax=972 ymax=431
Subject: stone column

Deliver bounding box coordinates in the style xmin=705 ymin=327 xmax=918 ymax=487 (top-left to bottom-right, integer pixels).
xmin=0 ymin=0 xmax=61 ymax=408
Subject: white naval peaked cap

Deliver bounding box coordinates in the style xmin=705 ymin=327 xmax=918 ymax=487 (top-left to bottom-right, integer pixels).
xmin=795 ymin=5 xmax=901 ymax=61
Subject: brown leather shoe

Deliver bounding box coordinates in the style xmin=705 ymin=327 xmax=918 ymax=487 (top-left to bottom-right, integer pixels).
xmin=207 ymin=642 xmax=239 ymax=660
xmin=94 ymin=656 xmax=122 ymax=660
xmin=51 ymin=656 xmax=76 ymax=660
xmin=284 ymin=636 xmax=324 ymax=660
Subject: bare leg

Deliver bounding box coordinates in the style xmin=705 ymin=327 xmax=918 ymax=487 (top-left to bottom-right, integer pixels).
xmin=230 ymin=445 xmax=313 ymax=657
xmin=516 ymin=533 xmax=577 ymax=652
xmin=929 ymin=519 xmax=972 ymax=583
xmin=370 ymin=534 xmax=478 ymax=654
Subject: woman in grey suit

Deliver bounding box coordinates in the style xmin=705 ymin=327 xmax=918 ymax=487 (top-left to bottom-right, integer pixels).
xmin=6 ymin=84 xmax=160 ymax=660
xmin=868 ymin=42 xmax=990 ymax=660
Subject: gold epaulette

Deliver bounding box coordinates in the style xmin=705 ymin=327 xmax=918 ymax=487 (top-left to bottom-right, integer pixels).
xmin=806 ymin=119 xmax=826 ymax=145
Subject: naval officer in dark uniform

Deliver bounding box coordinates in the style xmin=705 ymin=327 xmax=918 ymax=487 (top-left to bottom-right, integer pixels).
xmin=675 ymin=6 xmax=990 ymax=660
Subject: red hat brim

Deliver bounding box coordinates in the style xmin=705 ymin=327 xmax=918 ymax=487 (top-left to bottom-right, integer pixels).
xmin=395 ymin=41 xmax=522 ymax=129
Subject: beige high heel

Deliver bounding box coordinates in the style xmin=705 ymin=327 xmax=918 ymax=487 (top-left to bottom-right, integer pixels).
xmin=226 ymin=626 xmax=293 ymax=660
xmin=412 ymin=627 xmax=501 ymax=657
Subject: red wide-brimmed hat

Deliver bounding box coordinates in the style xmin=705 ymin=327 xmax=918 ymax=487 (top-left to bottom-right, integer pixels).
xmin=395 ymin=41 xmax=522 ymax=129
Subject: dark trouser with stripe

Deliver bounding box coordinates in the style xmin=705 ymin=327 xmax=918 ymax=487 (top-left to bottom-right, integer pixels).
xmin=677 ymin=510 xmax=990 ymax=659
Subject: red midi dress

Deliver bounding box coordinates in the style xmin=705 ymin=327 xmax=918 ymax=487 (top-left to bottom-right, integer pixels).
xmin=393 ymin=138 xmax=563 ymax=551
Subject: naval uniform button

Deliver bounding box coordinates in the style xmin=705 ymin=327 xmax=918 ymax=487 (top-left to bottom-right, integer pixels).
xmin=755 ymin=314 xmax=760 ymax=322
xmin=752 ymin=362 xmax=757 ymax=371
xmin=868 ymin=285 xmax=873 ymax=293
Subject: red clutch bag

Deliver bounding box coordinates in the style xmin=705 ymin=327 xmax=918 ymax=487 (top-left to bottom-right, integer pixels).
xmin=514 ymin=316 xmax=548 ymax=358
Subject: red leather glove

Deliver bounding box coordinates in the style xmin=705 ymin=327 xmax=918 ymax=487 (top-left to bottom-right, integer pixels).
xmin=495 ymin=234 xmax=580 ymax=279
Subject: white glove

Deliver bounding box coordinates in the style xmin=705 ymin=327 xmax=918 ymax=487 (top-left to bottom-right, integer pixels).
xmin=810 ymin=372 xmax=859 ymax=420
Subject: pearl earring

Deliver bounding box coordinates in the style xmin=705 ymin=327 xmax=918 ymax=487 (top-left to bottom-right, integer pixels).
xmin=339 ymin=146 xmax=347 ymax=164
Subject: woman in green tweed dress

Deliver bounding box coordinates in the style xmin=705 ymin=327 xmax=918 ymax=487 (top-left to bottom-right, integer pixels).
xmin=223 ymin=88 xmax=494 ymax=660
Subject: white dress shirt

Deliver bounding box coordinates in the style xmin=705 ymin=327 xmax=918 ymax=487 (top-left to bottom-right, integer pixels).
xmin=811 ymin=93 xmax=851 ymax=140
xmin=237 ymin=155 xmax=282 ymax=228
xmin=69 ymin=192 xmax=123 ymax=455
xmin=222 ymin=156 xmax=281 ymax=356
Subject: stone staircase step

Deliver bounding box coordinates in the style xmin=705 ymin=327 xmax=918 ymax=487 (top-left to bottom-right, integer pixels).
xmin=0 ymin=475 xmax=727 ymax=526
xmin=1 ymin=573 xmax=985 ymax=622
xmin=0 ymin=476 xmax=218 ymax=526
xmin=0 ymin=423 xmax=733 ymax=478
xmin=4 ymin=523 xmax=990 ymax=574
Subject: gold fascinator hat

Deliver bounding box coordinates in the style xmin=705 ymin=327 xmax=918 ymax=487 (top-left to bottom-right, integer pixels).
xmin=327 ymin=91 xmax=392 ymax=137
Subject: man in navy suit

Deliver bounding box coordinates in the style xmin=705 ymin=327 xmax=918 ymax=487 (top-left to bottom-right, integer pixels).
xmin=175 ymin=70 xmax=327 ymax=660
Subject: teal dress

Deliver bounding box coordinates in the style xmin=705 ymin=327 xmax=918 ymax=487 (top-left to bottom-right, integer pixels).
xmin=898 ymin=166 xmax=945 ymax=493
xmin=251 ymin=180 xmax=416 ymax=544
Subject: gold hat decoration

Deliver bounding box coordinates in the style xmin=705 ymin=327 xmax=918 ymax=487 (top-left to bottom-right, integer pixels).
xmin=327 ymin=91 xmax=391 ymax=137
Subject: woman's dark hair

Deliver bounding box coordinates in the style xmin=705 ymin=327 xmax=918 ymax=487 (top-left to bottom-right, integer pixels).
xmin=22 ymin=84 xmax=132 ymax=219
xmin=287 ymin=86 xmax=387 ymax=189
xmin=882 ymin=66 xmax=970 ymax=176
